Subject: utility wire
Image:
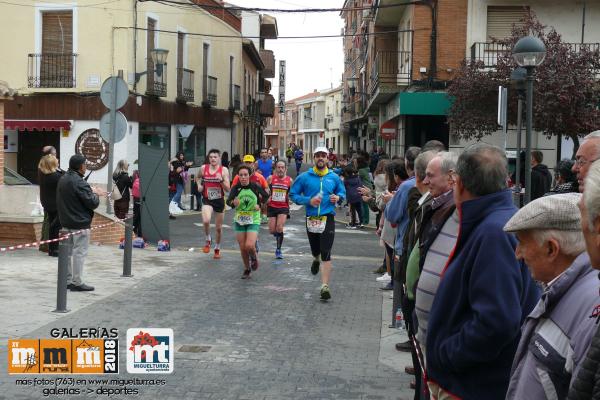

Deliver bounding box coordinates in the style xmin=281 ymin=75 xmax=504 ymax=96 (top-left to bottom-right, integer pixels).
xmin=141 ymin=0 xmax=423 ymax=13
xmin=119 ymin=26 xmax=418 ymax=40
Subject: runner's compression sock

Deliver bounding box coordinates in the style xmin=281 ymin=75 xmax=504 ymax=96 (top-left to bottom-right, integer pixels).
xmin=276 ymin=232 xmax=284 ymax=250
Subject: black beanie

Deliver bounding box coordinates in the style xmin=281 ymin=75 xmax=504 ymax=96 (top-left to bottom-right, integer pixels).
xmin=69 ymin=154 xmax=86 ymax=170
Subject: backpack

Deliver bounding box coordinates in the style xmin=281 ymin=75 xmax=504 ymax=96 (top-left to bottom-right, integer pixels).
xmin=132 ymin=177 xmax=140 ymax=198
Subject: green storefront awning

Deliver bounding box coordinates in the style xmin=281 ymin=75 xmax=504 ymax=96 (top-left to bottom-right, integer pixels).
xmin=398 ymin=92 xmax=453 ymax=116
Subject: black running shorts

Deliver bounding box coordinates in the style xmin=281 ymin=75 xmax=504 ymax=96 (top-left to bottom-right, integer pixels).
xmin=267 ymin=206 xmax=290 ymax=218
xmin=306 ymin=214 xmax=335 ymax=262
xmin=202 ymin=197 xmax=225 ymax=213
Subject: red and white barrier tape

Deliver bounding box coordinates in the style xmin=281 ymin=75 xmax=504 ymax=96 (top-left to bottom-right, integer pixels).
xmin=0 ymin=218 xmax=127 ymax=253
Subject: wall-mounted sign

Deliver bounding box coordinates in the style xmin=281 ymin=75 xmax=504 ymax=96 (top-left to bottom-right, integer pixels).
xmin=278 ymin=60 xmax=286 ymax=113
xmin=75 ymin=129 xmax=109 ymax=170
xmin=380 ymin=120 xmax=397 ymax=141
xmin=368 ymin=116 xmax=379 ymax=128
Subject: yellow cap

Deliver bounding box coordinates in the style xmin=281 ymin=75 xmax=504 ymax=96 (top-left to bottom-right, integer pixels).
xmin=243 ymin=154 xmax=255 ymax=163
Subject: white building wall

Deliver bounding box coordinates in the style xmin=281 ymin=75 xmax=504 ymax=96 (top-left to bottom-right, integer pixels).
xmin=241 ymin=11 xmax=261 ymax=50
xmin=206 ymin=127 xmax=231 ymax=153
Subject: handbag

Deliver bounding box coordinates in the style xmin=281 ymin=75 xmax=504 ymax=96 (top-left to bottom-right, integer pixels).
xmin=111 ymin=183 xmax=123 ymax=201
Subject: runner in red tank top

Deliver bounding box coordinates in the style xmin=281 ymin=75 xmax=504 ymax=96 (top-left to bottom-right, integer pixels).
xmin=195 ymin=149 xmax=230 ymax=259
xmin=267 ymin=160 xmax=293 ymax=259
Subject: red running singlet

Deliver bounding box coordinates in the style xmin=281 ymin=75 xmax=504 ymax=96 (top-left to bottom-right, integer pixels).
xmin=268 ymin=175 xmax=292 ymax=208
xmin=202 ymin=165 xmax=224 ymax=200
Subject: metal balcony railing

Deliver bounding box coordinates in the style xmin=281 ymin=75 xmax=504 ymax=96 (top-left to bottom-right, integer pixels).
xmin=202 ymin=75 xmax=217 ymax=107
xmin=176 ymin=68 xmax=194 ymax=102
xmin=370 ymin=50 xmax=412 ymax=95
xmin=233 ymin=84 xmax=241 ymax=110
xmin=28 ymin=53 xmax=77 ymax=88
xmin=146 ymin=65 xmax=167 ymax=97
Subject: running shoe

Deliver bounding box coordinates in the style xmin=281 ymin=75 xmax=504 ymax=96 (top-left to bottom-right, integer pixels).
xmin=241 ymin=269 xmax=251 ymax=279
xmin=203 ymin=240 xmax=211 ymax=253
xmin=250 ymin=256 xmax=259 ymax=271
xmin=275 ymin=248 xmax=283 ymax=259
xmin=213 ymin=249 xmax=221 ymax=259
xmin=376 ymin=272 xmax=391 ymax=282
xmin=311 ymin=257 xmax=320 ymax=275
xmin=320 ymin=284 xmax=331 ymax=300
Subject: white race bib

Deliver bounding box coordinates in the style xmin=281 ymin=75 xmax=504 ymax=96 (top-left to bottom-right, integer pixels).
xmin=236 ymin=211 xmax=254 ymax=226
xmin=306 ymin=216 xmax=327 ymax=233
xmin=271 ymin=189 xmax=287 ymax=203
xmin=207 ymin=187 xmax=222 ymax=200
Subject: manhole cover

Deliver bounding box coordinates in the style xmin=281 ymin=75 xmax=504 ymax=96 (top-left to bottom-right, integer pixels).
xmin=178 ymin=345 xmax=212 ymax=353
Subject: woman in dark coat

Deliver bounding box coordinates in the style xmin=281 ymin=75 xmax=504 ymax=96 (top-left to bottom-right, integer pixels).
xmin=38 ymin=155 xmax=63 ymax=257
xmin=112 ymin=159 xmax=133 ymax=220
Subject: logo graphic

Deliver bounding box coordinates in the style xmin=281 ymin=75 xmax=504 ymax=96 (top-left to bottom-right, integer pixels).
xmin=126 ymin=328 xmax=173 ymax=374
xmin=40 ymin=339 xmax=71 ymax=374
xmin=8 ymin=339 xmax=39 ymax=374
xmin=71 ymin=339 xmax=119 ymax=374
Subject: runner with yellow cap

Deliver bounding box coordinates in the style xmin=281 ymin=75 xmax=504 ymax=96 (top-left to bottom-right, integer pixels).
xmin=290 ymin=147 xmax=346 ymax=301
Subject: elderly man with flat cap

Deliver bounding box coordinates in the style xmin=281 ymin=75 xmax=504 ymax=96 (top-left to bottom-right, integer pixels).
xmin=57 ymin=154 xmax=105 ymax=292
xmin=504 ymin=193 xmax=598 ymax=400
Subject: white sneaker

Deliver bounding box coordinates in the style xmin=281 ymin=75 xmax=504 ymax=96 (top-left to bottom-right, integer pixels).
xmin=376 ymin=272 xmax=391 ymax=282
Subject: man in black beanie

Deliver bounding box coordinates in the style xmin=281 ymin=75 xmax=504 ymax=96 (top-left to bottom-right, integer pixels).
xmin=56 ymin=155 xmax=105 ymax=291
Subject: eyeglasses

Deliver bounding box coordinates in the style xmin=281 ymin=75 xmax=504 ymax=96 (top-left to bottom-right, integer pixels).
xmin=575 ymin=157 xmax=598 ymax=167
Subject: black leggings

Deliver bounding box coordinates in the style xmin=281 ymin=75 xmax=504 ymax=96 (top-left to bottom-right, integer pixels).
xmin=306 ymin=214 xmax=335 ymax=262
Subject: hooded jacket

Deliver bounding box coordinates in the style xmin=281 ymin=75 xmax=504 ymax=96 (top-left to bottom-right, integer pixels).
xmin=507 ymin=253 xmax=598 ymax=400
xmin=532 ymin=164 xmax=553 ymax=200
xmin=426 ymin=190 xmax=540 ymax=400
xmin=290 ymin=168 xmax=345 ymax=217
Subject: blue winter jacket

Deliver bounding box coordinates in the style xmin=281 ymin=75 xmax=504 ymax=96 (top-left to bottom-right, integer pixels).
xmin=290 ymin=169 xmax=346 ymax=217
xmin=384 ymin=176 xmax=416 ymax=254
xmin=426 ymin=190 xmax=540 ymax=400
xmin=344 ymin=175 xmax=363 ymax=203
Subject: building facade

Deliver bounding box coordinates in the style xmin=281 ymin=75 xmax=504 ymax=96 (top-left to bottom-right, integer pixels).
xmin=323 ymin=87 xmax=344 ymax=154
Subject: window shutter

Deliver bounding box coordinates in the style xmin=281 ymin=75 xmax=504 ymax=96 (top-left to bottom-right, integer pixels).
xmin=42 ymin=11 xmax=73 ymax=53
xmin=486 ymin=6 xmax=528 ymax=40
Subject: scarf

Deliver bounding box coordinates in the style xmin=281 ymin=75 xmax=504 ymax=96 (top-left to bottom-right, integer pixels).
xmin=313 ymin=166 xmax=329 ymax=177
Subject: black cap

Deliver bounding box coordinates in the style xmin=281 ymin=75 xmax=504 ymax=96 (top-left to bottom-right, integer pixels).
xmin=69 ymin=154 xmax=86 ymax=170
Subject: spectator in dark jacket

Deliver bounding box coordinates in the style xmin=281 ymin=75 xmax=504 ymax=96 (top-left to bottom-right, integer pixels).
xmin=568 ymin=159 xmax=600 ymax=400
xmin=38 ymin=154 xmax=63 ymax=257
xmin=512 ymin=150 xmax=553 ymax=201
xmin=343 ymin=165 xmax=363 ymax=228
xmin=170 ymin=152 xmax=192 ymax=210
xmin=426 ymin=143 xmax=540 ymax=400
xmin=112 ymin=159 xmax=132 ymax=220
xmin=547 ymin=159 xmax=579 ymax=195
xmin=56 ymin=155 xmax=104 ymax=292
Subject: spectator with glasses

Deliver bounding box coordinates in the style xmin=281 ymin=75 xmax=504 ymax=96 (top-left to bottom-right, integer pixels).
xmin=572 ymin=130 xmax=600 ymax=192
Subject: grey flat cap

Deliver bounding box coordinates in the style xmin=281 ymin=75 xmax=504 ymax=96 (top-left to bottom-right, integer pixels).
xmin=504 ymin=193 xmax=582 ymax=232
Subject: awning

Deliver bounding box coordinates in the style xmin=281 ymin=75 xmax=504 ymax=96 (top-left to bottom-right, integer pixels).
xmin=263 ymin=131 xmax=279 ymax=136
xmin=4 ymin=120 xmax=71 ymax=131
xmin=398 ymin=92 xmax=452 ymax=116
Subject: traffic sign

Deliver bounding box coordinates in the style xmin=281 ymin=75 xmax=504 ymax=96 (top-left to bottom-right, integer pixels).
xmin=100 ymin=77 xmax=129 ymax=110
xmin=380 ymin=120 xmax=397 ymax=140
xmin=99 ymin=111 xmax=127 ymax=143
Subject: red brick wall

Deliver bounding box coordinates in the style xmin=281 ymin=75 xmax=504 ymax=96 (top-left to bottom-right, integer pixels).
xmin=191 ymin=0 xmax=241 ymax=32
xmin=90 ymin=213 xmax=125 ymax=245
xmin=411 ymin=0 xmax=468 ymax=82
xmin=0 ymin=222 xmax=42 ymax=245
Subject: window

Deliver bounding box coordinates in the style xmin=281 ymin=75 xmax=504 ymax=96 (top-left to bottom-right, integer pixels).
xmin=139 ymin=124 xmax=170 ymax=150
xmin=178 ymin=127 xmax=206 ymax=165
xmin=40 ymin=10 xmax=73 ymax=88
xmin=487 ymin=6 xmax=528 ymax=40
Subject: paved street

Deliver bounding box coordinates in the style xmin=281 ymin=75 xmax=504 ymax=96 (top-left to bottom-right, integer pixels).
xmin=0 ymin=208 xmax=413 ymax=400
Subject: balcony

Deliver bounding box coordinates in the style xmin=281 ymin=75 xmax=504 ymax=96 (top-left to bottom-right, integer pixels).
xmin=470 ymin=42 xmax=600 ymax=69
xmin=260 ymin=49 xmax=275 ymax=78
xmin=370 ymin=50 xmax=412 ymax=98
xmin=146 ymin=66 xmax=167 ymax=97
xmin=233 ymin=84 xmax=241 ymax=110
xmin=28 ymin=53 xmax=77 ymax=88
xmin=176 ymin=68 xmax=194 ymax=103
xmin=260 ymin=94 xmax=275 ymax=117
xmin=202 ymin=75 xmax=217 ymax=107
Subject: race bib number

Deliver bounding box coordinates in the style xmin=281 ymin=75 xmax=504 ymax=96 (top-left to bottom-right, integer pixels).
xmin=236 ymin=211 xmax=254 ymax=226
xmin=306 ymin=216 xmax=327 ymax=233
xmin=271 ymin=189 xmax=287 ymax=203
xmin=207 ymin=187 xmax=222 ymax=200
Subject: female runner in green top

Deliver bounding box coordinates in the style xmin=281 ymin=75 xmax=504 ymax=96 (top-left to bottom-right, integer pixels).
xmin=226 ymin=165 xmax=269 ymax=278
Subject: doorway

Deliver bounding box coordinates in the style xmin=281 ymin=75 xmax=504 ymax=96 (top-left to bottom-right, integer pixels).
xmin=404 ymin=115 xmax=449 ymax=149
xmin=18 ymin=129 xmax=60 ymax=184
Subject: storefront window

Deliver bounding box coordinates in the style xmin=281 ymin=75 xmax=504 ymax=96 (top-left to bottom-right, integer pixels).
xmin=178 ymin=127 xmax=206 ymax=165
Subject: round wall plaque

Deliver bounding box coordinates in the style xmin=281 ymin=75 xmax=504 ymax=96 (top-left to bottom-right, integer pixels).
xmin=75 ymin=128 xmax=109 ymax=171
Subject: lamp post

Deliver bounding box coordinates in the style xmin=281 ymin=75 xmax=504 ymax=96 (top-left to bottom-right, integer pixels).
xmin=510 ymin=67 xmax=527 ymax=202
xmin=512 ymin=36 xmax=546 ymax=205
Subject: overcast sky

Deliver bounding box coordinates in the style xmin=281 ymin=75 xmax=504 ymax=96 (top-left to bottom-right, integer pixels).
xmin=228 ymin=0 xmax=345 ymax=100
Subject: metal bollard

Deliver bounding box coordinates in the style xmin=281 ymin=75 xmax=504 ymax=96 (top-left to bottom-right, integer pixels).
xmin=54 ymin=231 xmax=71 ymax=313
xmin=122 ymin=218 xmax=133 ymax=277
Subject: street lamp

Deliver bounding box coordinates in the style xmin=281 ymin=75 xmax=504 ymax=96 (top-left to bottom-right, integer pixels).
xmin=135 ymin=48 xmax=169 ymax=83
xmin=512 ymin=36 xmax=546 ymax=205
xmin=510 ymin=67 xmax=527 ymax=200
